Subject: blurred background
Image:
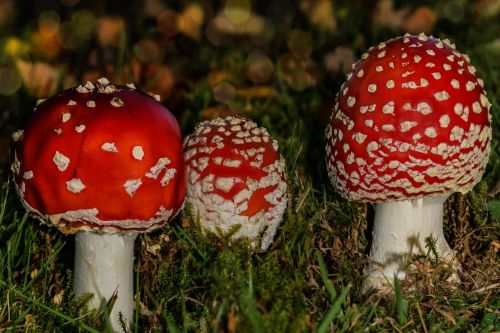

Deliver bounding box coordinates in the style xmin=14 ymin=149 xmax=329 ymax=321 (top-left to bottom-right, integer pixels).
xmin=0 ymin=0 xmax=498 ymax=177
xmin=0 ymin=1 xmax=499 ymax=331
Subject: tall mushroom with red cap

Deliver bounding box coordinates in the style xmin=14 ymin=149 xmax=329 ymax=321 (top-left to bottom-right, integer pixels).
xmin=12 ymin=79 xmax=185 ymax=330
xmin=184 ymin=116 xmax=287 ymax=250
xmin=325 ymin=33 xmax=492 ymax=292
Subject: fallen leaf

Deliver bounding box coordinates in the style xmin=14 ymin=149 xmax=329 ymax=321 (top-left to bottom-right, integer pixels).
xmin=299 ymin=0 xmax=337 ymax=32
xmin=373 ymin=0 xmax=410 ymax=30
xmin=402 ymin=7 xmax=437 ymax=34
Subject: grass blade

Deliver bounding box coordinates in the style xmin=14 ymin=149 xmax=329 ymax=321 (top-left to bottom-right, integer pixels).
xmin=161 ymin=308 xmax=180 ymax=333
xmin=174 ymin=225 xmax=207 ymax=261
xmin=0 ymin=279 xmax=100 ymax=333
xmin=315 ymin=250 xmax=337 ymax=301
xmin=394 ymin=275 xmax=408 ymax=326
xmin=238 ymin=265 xmax=263 ymax=333
xmin=317 ymin=284 xmax=352 ymax=333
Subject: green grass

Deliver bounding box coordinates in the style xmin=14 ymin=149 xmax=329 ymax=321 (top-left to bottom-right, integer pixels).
xmin=1 ymin=0 xmax=500 ymax=332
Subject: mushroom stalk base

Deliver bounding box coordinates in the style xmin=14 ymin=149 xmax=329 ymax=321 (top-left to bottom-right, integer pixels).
xmin=74 ymin=232 xmax=138 ymax=331
xmin=363 ymin=195 xmax=458 ymax=294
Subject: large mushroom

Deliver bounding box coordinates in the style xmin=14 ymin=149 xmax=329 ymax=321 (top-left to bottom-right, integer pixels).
xmin=12 ymin=79 xmax=185 ymax=330
xmin=325 ymin=34 xmax=492 ymax=292
xmin=184 ymin=116 xmax=287 ymax=250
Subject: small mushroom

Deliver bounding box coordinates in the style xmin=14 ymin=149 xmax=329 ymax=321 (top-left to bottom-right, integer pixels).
xmin=325 ymin=34 xmax=492 ymax=293
xmin=184 ymin=116 xmax=287 ymax=250
xmin=12 ymin=79 xmax=186 ymax=330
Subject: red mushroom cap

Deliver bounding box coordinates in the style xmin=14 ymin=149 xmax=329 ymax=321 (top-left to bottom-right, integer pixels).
xmin=184 ymin=116 xmax=287 ymax=248
xmin=12 ymin=79 xmax=186 ymax=233
xmin=326 ymin=34 xmax=492 ymax=202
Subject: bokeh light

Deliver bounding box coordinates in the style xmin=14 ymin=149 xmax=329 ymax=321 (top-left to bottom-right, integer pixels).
xmin=157 ymin=10 xmax=180 ymax=38
xmin=246 ymin=50 xmax=274 ymax=84
xmin=97 ymin=16 xmax=125 ymax=47
xmin=299 ymin=0 xmax=337 ymax=32
xmin=249 ymin=17 xmax=274 ymax=46
xmin=213 ymin=81 xmax=236 ymax=103
xmin=0 ymin=0 xmax=14 ymax=27
xmin=287 ymin=30 xmax=313 ymax=60
xmin=72 ymin=10 xmax=97 ymax=40
xmin=0 ymin=66 xmax=21 ymax=95
xmin=324 ymin=46 xmax=356 ymax=75
xmin=277 ymin=54 xmax=315 ymax=91
xmin=443 ymin=1 xmax=465 ymax=23
xmin=134 ymin=38 xmax=164 ymax=63
xmin=58 ymin=10 xmax=97 ymax=50
xmin=3 ymin=37 xmax=29 ymax=57
xmin=32 ymin=11 xmax=61 ymax=59
xmin=178 ymin=3 xmax=205 ymax=39
xmin=15 ymin=60 xmax=58 ymax=97
xmin=224 ymin=0 xmax=252 ymax=25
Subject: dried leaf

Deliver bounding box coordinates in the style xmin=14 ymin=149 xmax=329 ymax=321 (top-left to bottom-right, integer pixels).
xmin=402 ymin=7 xmax=437 ymax=34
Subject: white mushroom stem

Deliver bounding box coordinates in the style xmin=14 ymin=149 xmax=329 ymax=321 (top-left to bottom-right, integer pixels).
xmin=74 ymin=232 xmax=138 ymax=331
xmin=363 ymin=195 xmax=459 ymax=293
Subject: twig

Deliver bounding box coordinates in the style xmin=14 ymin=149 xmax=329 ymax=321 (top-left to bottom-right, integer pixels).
xmin=415 ymin=302 xmax=428 ymax=333
xmin=471 ymin=283 xmax=500 ymax=294
xmin=7 ymin=289 xmax=10 ymax=322
xmin=295 ymin=186 xmax=311 ymax=213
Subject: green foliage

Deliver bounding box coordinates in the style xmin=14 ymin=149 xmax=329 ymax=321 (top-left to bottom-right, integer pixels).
xmin=486 ymin=200 xmax=500 ymax=221
xmin=393 ymin=276 xmax=408 ymax=326
xmin=316 ymin=284 xmax=351 ymax=333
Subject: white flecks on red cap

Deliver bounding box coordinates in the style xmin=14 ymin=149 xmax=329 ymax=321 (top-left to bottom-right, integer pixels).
xmin=132 ymin=146 xmax=144 ymax=160
xmin=23 ymin=170 xmax=33 ymax=179
xmin=123 ymin=178 xmax=142 ymax=197
xmin=101 ymin=142 xmax=118 ymax=152
xmin=160 ymin=169 xmax=176 ymax=187
xmin=145 ymin=157 xmax=171 ymax=179
xmin=87 ymin=100 xmax=96 ymax=108
xmin=97 ymin=77 xmax=110 ymax=85
xmin=61 ymin=113 xmax=71 ymax=123
xmin=67 ymin=178 xmax=86 ymax=193
xmin=84 ymin=81 xmax=95 ymax=91
xmin=326 ymin=34 xmax=492 ymax=203
xmin=434 ymin=91 xmax=450 ymax=101
xmin=75 ymin=125 xmax=86 ymax=133
xmin=76 ymin=85 xmax=89 ymax=94
xmin=53 ymin=151 xmax=70 ymax=172
xmin=184 ymin=116 xmax=287 ymax=250
xmin=110 ymin=97 xmax=124 ymax=107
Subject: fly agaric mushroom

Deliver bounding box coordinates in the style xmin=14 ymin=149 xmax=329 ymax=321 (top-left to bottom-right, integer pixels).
xmin=184 ymin=116 xmax=287 ymax=250
xmin=12 ymin=79 xmax=185 ymax=330
xmin=325 ymin=33 xmax=492 ymax=292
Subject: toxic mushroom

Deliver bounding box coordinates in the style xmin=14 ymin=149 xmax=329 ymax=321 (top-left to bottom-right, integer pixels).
xmin=12 ymin=79 xmax=185 ymax=330
xmin=325 ymin=33 xmax=492 ymax=292
xmin=184 ymin=116 xmax=287 ymax=250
